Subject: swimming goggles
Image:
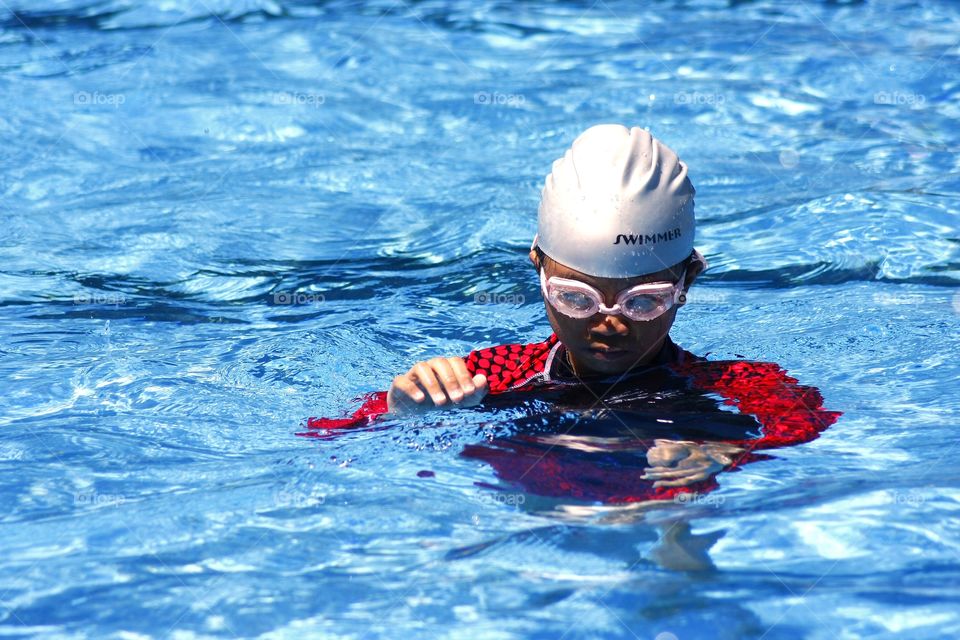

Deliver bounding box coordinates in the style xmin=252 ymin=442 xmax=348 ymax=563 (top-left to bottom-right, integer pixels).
xmin=538 ymin=249 xmax=707 ymax=322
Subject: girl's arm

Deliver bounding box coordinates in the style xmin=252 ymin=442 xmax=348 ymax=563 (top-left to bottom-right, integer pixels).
xmin=667 ymin=359 xmax=842 ymax=468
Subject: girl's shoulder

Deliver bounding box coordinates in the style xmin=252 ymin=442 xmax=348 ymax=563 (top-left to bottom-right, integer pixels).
xmin=464 ymin=333 xmax=560 ymax=393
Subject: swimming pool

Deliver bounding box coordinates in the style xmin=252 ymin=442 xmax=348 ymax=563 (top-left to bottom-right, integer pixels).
xmin=2 ymin=0 xmax=959 ymax=637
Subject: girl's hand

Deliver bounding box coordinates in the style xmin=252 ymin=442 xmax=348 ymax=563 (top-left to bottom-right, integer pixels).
xmin=387 ymin=357 xmax=488 ymax=415
xmin=641 ymin=439 xmax=745 ymax=488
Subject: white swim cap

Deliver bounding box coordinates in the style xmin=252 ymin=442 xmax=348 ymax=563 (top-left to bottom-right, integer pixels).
xmin=535 ymin=124 xmax=696 ymax=278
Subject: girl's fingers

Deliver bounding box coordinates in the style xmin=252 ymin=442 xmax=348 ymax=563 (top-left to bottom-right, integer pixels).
xmin=647 ymin=471 xmax=708 ymax=488
xmin=388 ymin=376 xmax=429 ymax=415
xmin=430 ymin=358 xmax=463 ymax=402
xmin=457 ymin=374 xmax=489 ymax=408
xmin=391 ymin=358 xmax=490 ymax=414
xmin=641 ymin=464 xmax=710 ymax=480
xmin=653 ymin=477 xmax=699 ymax=488
xmin=396 ymin=376 xmax=425 ymax=402
xmin=411 ymin=362 xmax=446 ymax=405
xmin=449 ymin=357 xmax=477 ymax=395
xmin=641 ymin=468 xmax=685 ymax=480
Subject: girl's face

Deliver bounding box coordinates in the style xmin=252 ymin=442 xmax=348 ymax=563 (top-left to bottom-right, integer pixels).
xmin=530 ymin=249 xmax=703 ymax=376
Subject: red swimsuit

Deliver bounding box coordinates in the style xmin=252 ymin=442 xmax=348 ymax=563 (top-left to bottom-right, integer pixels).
xmin=303 ymin=334 xmax=842 ymax=503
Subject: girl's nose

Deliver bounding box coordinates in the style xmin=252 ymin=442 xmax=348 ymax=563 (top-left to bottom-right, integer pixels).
xmin=590 ymin=314 xmax=629 ymax=335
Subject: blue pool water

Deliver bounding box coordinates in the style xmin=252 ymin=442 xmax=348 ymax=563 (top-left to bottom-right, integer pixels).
xmin=2 ymin=0 xmax=959 ymax=637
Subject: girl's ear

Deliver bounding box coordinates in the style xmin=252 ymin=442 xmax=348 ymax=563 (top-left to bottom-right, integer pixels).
xmin=529 ymin=248 xmax=541 ymax=271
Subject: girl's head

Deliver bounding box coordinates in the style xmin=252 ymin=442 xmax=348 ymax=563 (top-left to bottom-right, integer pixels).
xmin=532 ymin=124 xmax=704 ymax=375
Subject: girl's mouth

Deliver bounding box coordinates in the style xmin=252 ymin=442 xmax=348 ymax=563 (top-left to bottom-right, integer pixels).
xmin=588 ymin=346 xmax=630 ymax=360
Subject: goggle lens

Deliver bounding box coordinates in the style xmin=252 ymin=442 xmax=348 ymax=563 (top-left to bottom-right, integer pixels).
xmin=554 ymin=290 xmax=595 ymax=314
xmin=622 ymin=292 xmax=671 ymax=317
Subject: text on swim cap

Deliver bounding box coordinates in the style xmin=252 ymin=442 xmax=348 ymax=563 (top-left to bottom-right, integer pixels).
xmin=613 ymin=228 xmax=682 ymax=245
